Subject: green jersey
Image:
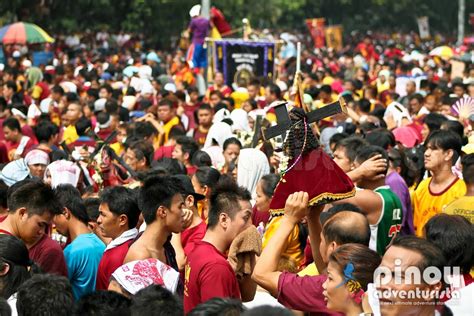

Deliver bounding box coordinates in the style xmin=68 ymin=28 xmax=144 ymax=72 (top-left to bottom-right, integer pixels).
xmin=371 ymin=186 xmax=403 ymax=255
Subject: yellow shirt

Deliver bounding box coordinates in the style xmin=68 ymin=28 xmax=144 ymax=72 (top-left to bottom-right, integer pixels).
xmin=298 ymin=262 xmax=319 ymax=276
xmin=110 ymin=142 xmax=125 ymax=157
xmin=63 ymin=125 xmax=79 ymax=145
xmin=443 ymin=196 xmax=474 ymax=224
xmin=412 ymin=177 xmax=466 ymax=236
xmin=262 ymin=216 xmax=304 ymax=268
xmin=314 ymin=94 xmax=338 ymax=109
xmin=155 ymin=116 xmax=180 ymax=148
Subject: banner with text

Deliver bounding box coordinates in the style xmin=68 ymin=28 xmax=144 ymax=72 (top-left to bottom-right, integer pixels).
xmin=213 ymin=40 xmax=275 ymax=87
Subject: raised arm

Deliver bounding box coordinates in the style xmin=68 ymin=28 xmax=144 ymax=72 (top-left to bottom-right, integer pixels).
xmin=347 ymin=154 xmax=387 ymax=183
xmin=252 ymin=192 xmax=309 ymax=296
xmin=306 ymin=205 xmax=326 ymax=273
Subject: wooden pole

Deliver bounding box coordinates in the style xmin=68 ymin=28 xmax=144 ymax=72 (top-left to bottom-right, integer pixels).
xmin=296 ymin=42 xmax=301 ymax=73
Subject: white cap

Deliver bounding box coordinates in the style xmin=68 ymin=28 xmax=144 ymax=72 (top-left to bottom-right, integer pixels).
xmin=22 ymin=59 xmax=32 ymax=69
xmin=189 ymin=4 xmax=201 ymax=17
xmin=40 ymin=98 xmax=53 ymax=113
xmin=164 ymin=83 xmax=177 ymax=93
xmin=276 ymin=80 xmax=288 ymax=92
xmin=60 ymin=81 xmax=77 ymax=93
xmin=94 ymin=98 xmax=107 ymax=112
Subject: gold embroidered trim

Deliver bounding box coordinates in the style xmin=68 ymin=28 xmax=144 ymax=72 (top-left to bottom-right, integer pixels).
xmin=269 ymin=187 xmax=356 ymax=217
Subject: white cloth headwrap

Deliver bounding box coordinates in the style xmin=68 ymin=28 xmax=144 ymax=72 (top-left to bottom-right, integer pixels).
xmin=237 ymin=148 xmax=270 ymax=204
xmin=230 ymin=109 xmax=251 ymax=132
xmin=203 ymin=121 xmax=234 ymax=149
xmin=44 ymin=160 xmax=81 ymax=188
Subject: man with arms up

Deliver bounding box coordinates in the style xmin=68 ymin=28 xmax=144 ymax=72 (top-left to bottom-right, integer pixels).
xmin=253 ymin=197 xmax=371 ymax=315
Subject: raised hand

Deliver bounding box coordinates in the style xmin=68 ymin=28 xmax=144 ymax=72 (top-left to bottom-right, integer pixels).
xmin=283 ymin=191 xmax=309 ymax=224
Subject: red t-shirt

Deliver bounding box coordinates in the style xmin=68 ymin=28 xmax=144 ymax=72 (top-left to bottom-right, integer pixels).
xmin=277 ymin=272 xmax=342 ymax=315
xmin=181 ymin=221 xmax=206 ymax=256
xmin=186 ymin=165 xmax=197 ymax=176
xmin=184 ymin=241 xmax=240 ymax=313
xmin=154 ymin=145 xmax=174 ymax=161
xmin=29 ymin=234 xmax=68 ymax=277
xmin=96 ymin=240 xmax=133 ymax=290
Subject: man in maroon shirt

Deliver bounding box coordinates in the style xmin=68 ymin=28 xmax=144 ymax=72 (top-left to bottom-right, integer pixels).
xmin=0 ymin=180 xmax=66 ymax=275
xmin=96 ymin=186 xmax=140 ymax=290
xmin=2 ymin=117 xmax=36 ymax=161
xmin=192 ymin=103 xmax=213 ymax=147
xmin=252 ymin=201 xmax=371 ymax=316
xmin=172 ymin=136 xmax=199 ymax=175
xmin=184 ymin=181 xmax=256 ymax=313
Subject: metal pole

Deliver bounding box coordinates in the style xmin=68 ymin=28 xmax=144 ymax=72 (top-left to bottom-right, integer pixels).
xmin=457 ymin=0 xmax=465 ymax=46
xmin=201 ymin=0 xmax=210 ymax=20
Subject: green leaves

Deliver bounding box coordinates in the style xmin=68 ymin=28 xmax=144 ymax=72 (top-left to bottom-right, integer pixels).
xmin=0 ymin=0 xmax=471 ymax=47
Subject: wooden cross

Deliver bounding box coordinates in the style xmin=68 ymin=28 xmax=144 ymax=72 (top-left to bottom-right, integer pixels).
xmin=262 ymin=97 xmax=348 ymax=141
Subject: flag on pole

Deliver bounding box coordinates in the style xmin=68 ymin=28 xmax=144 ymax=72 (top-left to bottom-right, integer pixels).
xmin=417 ymin=16 xmax=430 ymax=40
xmin=325 ymin=25 xmax=343 ymax=51
xmin=306 ymin=18 xmax=326 ymax=48
xmin=292 ymin=71 xmax=309 ymax=112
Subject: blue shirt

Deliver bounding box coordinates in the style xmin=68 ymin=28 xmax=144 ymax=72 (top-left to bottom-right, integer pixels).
xmin=64 ymin=233 xmax=105 ymax=299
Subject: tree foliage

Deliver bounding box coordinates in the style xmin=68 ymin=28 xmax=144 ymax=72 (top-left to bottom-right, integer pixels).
xmin=0 ymin=0 xmax=471 ymax=48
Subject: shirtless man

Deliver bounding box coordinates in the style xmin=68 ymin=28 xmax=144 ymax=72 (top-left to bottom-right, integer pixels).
xmin=123 ymin=176 xmax=185 ymax=271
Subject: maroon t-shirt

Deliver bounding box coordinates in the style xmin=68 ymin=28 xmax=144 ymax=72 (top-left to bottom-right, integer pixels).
xmin=184 ymin=241 xmax=240 ymax=313
xmin=192 ymin=128 xmax=208 ymax=147
xmin=251 ymin=205 xmax=270 ymax=228
xmin=69 ymin=138 xmax=97 ymax=149
xmin=96 ymin=129 xmax=116 ymax=142
xmin=96 ymin=239 xmax=133 ymax=290
xmin=154 ymin=145 xmax=174 ymax=161
xmin=278 ymin=272 xmax=342 ymax=315
xmin=29 ymin=234 xmax=68 ymax=277
xmin=181 ymin=221 xmax=206 ymax=256
xmin=21 ymin=125 xmax=37 ymax=142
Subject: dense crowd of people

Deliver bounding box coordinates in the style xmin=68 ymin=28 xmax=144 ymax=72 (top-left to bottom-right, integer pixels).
xmin=0 ymin=7 xmax=473 ymax=316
